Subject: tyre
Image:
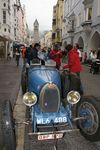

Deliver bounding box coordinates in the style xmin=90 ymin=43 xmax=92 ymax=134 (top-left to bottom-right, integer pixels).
xmin=2 ymin=100 xmax=16 ymax=150
xmin=21 ymin=70 xmax=27 ymax=94
xmin=76 ymin=96 xmax=100 ymax=141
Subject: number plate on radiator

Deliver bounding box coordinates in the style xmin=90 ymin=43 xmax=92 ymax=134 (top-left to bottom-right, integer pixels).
xmin=38 ymin=133 xmax=63 ymax=140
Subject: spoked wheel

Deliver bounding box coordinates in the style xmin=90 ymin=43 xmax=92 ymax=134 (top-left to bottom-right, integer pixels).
xmin=1 ymin=100 xmax=16 ymax=150
xmin=77 ymin=96 xmax=100 ymax=141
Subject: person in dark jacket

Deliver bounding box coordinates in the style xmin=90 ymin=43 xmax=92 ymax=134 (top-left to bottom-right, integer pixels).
xmin=97 ymin=47 xmax=100 ymax=59
xmin=25 ymin=45 xmax=32 ymax=65
xmin=30 ymin=43 xmax=40 ymax=60
xmin=49 ymin=44 xmax=62 ymax=69
xmin=63 ymin=44 xmax=82 ymax=76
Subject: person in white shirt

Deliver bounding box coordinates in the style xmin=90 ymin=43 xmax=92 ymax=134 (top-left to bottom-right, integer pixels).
xmin=90 ymin=50 xmax=97 ymax=61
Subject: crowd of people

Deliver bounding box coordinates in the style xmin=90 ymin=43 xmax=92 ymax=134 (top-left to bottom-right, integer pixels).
xmin=13 ymin=42 xmax=100 ymax=74
xmin=16 ymin=43 xmax=82 ymax=77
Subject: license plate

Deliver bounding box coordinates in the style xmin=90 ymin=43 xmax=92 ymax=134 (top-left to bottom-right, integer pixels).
xmin=38 ymin=133 xmax=63 ymax=140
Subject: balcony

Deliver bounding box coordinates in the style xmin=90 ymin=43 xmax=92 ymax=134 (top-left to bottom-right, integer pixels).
xmin=81 ymin=20 xmax=92 ymax=33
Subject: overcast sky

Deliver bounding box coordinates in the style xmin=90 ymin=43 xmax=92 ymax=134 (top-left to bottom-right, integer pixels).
xmin=20 ymin=0 xmax=57 ymax=32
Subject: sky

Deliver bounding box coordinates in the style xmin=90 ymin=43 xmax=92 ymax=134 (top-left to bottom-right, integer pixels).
xmin=20 ymin=0 xmax=57 ymax=32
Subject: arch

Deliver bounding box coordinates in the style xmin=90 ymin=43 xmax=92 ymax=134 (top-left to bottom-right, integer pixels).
xmin=89 ymin=31 xmax=100 ymax=50
xmin=77 ymin=36 xmax=84 ymax=50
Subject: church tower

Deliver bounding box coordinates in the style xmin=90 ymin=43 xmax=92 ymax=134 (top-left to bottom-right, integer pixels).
xmin=33 ymin=19 xmax=39 ymax=43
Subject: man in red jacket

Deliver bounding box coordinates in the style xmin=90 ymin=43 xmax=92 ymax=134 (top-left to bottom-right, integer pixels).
xmin=63 ymin=44 xmax=82 ymax=76
xmin=50 ymin=44 xmax=62 ymax=69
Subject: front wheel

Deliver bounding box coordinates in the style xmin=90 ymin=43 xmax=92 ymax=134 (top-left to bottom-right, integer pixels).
xmin=76 ymin=96 xmax=100 ymax=141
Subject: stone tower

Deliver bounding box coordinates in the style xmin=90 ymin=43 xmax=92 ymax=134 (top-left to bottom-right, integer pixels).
xmin=33 ymin=19 xmax=39 ymax=43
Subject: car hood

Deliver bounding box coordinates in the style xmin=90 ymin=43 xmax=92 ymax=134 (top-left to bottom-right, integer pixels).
xmin=28 ymin=66 xmax=61 ymax=95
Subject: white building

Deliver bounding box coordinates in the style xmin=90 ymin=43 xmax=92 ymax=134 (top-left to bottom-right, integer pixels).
xmin=0 ymin=0 xmax=15 ymax=58
xmin=0 ymin=0 xmax=27 ymax=58
xmin=62 ymin=0 xmax=100 ymax=57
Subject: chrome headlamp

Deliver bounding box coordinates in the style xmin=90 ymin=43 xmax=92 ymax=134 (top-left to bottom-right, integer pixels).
xmin=67 ymin=91 xmax=80 ymax=105
xmin=23 ymin=92 xmax=37 ymax=107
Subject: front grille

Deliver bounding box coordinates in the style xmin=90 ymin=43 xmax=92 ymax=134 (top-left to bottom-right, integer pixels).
xmin=39 ymin=83 xmax=60 ymax=112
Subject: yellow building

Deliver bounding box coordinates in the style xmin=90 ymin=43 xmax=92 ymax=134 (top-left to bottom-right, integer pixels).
xmin=52 ymin=0 xmax=64 ymax=46
xmin=45 ymin=30 xmax=52 ymax=48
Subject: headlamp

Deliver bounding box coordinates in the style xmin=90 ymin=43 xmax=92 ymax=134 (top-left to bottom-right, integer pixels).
xmin=67 ymin=91 xmax=80 ymax=105
xmin=23 ymin=92 xmax=37 ymax=107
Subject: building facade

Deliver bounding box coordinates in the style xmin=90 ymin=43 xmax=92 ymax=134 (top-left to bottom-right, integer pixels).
xmin=44 ymin=30 xmax=52 ymax=48
xmin=62 ymin=0 xmax=100 ymax=56
xmin=52 ymin=0 xmax=64 ymax=46
xmin=0 ymin=0 xmax=27 ymax=58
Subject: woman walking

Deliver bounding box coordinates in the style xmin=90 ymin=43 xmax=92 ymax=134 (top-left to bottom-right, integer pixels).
xmin=15 ymin=48 xmax=20 ymax=66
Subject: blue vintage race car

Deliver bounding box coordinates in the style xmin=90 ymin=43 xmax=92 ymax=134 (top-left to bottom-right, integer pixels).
xmin=21 ymin=58 xmax=100 ymax=147
xmin=0 ymin=58 xmax=100 ymax=150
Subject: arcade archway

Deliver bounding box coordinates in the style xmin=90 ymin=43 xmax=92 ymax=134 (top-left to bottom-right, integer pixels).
xmin=78 ymin=37 xmax=84 ymax=50
xmin=89 ymin=31 xmax=100 ymax=50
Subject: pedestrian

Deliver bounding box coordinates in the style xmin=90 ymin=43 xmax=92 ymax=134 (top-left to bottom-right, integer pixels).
xmin=62 ymin=44 xmax=82 ymax=77
xmin=84 ymin=52 xmax=87 ymax=64
xmin=97 ymin=46 xmax=100 ymax=59
xmin=20 ymin=45 xmax=26 ymax=66
xmin=90 ymin=50 xmax=97 ymax=61
xmin=49 ymin=44 xmax=62 ymax=70
xmin=47 ymin=47 xmax=51 ymax=59
xmin=74 ymin=43 xmax=82 ymax=61
xmin=25 ymin=45 xmax=32 ymax=65
xmin=38 ymin=47 xmax=48 ymax=60
xmin=15 ymin=48 xmax=20 ymax=66
xmin=30 ymin=43 xmax=41 ymax=63
xmin=89 ymin=50 xmax=97 ymax=73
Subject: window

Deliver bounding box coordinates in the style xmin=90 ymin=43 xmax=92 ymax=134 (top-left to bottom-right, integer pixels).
xmin=14 ymin=28 xmax=16 ymax=36
xmin=3 ymin=3 xmax=6 ymax=7
xmin=85 ymin=7 xmax=92 ymax=21
xmin=4 ymin=28 xmax=6 ymax=32
xmin=3 ymin=11 xmax=6 ymax=24
xmin=52 ymin=33 xmax=56 ymax=39
xmin=53 ymin=19 xmax=56 ymax=25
